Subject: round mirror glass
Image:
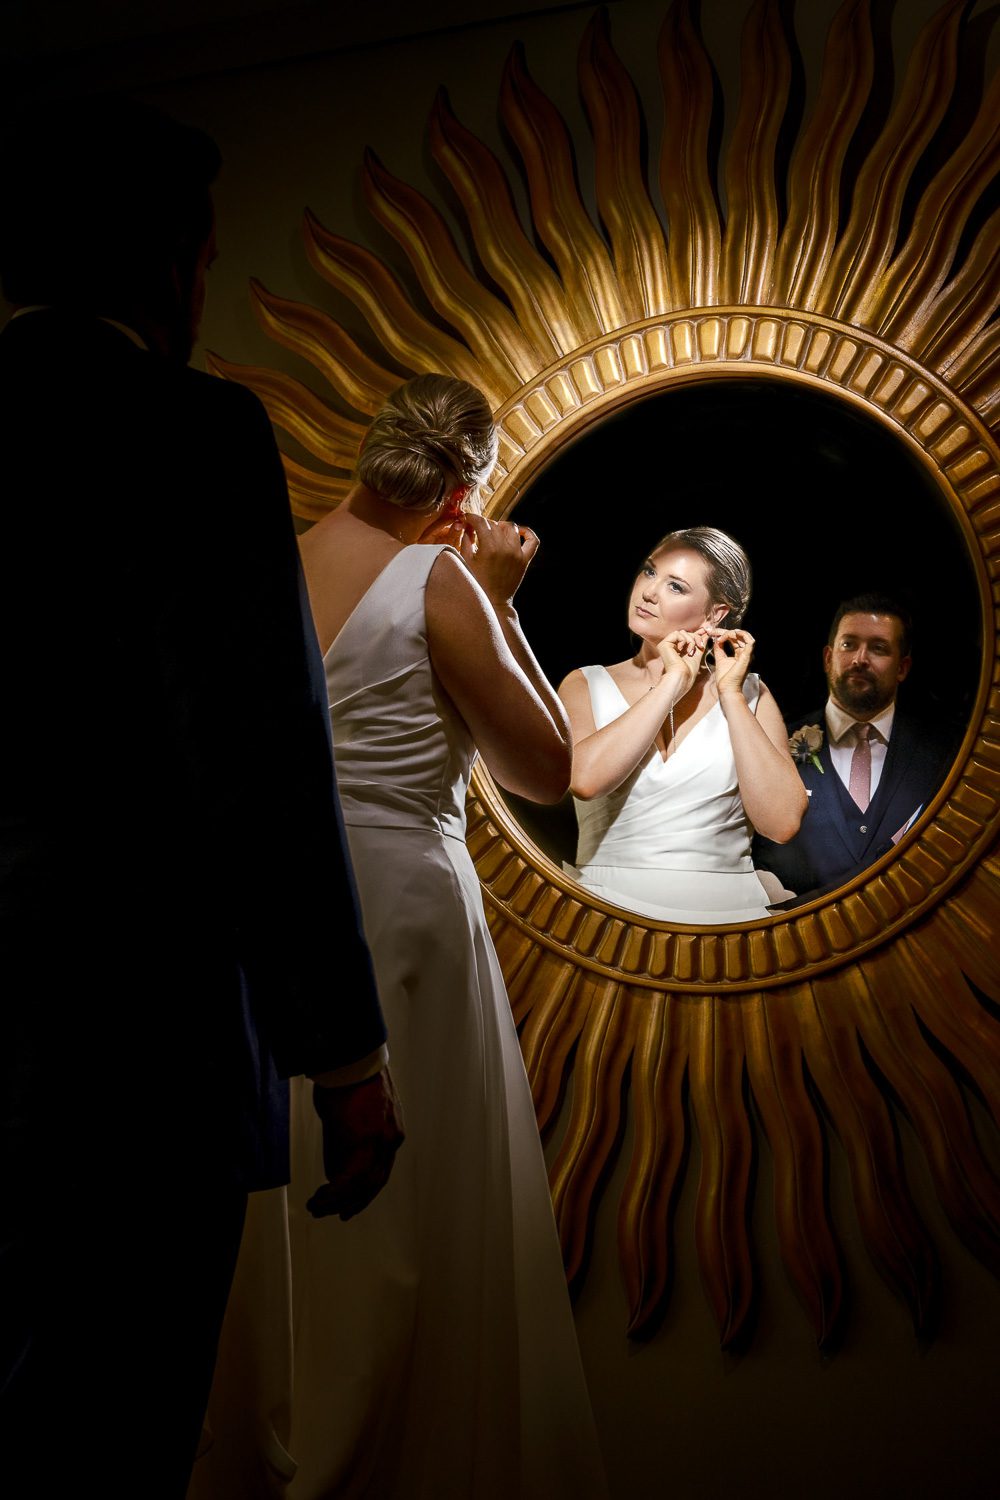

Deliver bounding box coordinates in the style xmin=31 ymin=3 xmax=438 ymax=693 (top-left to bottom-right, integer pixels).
xmin=500 ymin=378 xmax=978 ymax=919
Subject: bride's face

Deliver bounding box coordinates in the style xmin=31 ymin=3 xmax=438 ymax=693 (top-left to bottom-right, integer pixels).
xmin=628 ymin=546 xmax=723 ymax=642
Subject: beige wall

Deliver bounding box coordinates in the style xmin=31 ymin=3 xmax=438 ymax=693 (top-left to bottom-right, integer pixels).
xmin=560 ymin=1085 xmax=1000 ymax=1498
xmin=16 ymin=1 xmax=1000 ymax=1493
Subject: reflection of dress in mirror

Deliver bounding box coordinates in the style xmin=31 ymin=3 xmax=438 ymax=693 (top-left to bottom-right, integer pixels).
xmin=291 ymin=376 xmax=607 ymax=1499
xmin=559 ymin=528 xmax=807 ymax=925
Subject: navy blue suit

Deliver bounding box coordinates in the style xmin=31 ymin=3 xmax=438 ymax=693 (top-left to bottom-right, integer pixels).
xmin=753 ymin=706 xmax=953 ymax=902
xmin=0 ymin=311 xmax=385 ymax=1493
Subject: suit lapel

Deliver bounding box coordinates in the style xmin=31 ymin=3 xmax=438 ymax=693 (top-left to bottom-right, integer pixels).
xmin=863 ymin=715 xmax=925 ymax=848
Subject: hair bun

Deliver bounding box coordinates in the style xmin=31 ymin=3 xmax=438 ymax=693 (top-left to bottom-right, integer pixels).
xmin=356 ymin=375 xmax=498 ymax=512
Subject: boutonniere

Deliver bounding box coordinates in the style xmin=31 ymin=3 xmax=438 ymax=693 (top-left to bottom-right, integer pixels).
xmin=789 ymin=723 xmax=824 ymax=774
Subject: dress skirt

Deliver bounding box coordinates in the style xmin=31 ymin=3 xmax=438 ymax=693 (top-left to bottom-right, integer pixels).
xmin=287 ymin=824 xmax=606 ymax=1500
xmin=572 ymin=860 xmax=773 ymax=924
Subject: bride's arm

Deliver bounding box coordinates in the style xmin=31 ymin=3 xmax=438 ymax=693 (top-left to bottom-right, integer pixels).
xmin=425 ymin=547 xmax=571 ymax=804
xmin=558 ymin=635 xmax=705 ymax=801
xmin=713 ymin=631 xmax=807 ymax=842
xmin=459 ymin=514 xmax=569 ymax=746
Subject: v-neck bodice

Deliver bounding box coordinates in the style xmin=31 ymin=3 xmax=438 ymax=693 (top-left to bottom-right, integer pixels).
xmin=599 ymin=666 xmax=722 ymax=768
xmin=573 ymin=664 xmax=761 ymax=875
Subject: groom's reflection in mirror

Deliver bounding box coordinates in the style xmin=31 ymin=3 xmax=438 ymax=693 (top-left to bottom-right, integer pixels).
xmin=753 ymin=594 xmax=958 ymax=907
xmin=497 ymin=381 xmax=976 ymax=914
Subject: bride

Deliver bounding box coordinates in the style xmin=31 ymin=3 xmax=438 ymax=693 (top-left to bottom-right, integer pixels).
xmin=559 ymin=526 xmax=805 ymax=924
xmin=287 ymin=375 xmax=607 ymax=1498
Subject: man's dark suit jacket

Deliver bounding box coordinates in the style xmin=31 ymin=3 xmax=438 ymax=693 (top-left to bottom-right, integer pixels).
xmin=753 ymin=706 xmax=953 ymax=903
xmin=0 ymin=310 xmax=385 ymax=1485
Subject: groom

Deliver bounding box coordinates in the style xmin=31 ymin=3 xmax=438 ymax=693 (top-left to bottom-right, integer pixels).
xmin=0 ymin=98 xmax=401 ymax=1494
xmin=754 ymin=594 xmax=953 ymax=903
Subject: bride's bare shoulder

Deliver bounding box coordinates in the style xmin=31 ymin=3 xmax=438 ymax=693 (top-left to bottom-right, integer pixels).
xmin=558 ymin=657 xmax=632 ymax=696
xmin=602 ymin=659 xmax=640 ymax=689
xmin=299 ymin=507 xmax=354 ymax=563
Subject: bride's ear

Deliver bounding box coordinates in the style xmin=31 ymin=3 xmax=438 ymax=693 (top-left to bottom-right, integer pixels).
xmin=705 ymin=601 xmax=729 ymax=629
xmin=442 ymin=484 xmax=470 ymax=518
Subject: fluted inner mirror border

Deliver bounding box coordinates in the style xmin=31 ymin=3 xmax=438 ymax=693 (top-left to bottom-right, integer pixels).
xmin=467 ymin=306 xmax=1000 ymax=993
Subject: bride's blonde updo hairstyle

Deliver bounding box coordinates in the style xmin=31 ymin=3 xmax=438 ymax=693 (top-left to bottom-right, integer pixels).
xmin=356 ymin=374 xmax=498 ymax=512
xmin=653 ymin=526 xmax=752 ymax=626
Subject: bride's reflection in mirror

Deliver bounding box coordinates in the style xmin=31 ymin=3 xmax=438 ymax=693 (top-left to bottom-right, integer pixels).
xmin=501 ymin=380 xmax=979 ymax=918
xmin=555 ymin=525 xmax=806 ymax=923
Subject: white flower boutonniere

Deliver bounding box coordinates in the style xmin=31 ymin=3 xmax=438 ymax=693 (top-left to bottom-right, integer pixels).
xmin=789 ymin=723 xmax=824 ymax=774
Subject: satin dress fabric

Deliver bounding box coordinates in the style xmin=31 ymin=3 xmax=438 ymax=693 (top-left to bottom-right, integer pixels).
xmin=568 ymin=665 xmax=774 ymax=924
xmin=287 ymin=545 xmax=607 ymax=1500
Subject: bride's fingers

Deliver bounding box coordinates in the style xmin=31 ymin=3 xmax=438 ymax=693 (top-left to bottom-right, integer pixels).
xmin=459 ymin=525 xmax=478 ymax=562
xmin=711 ymin=628 xmax=754 ymax=658
xmin=516 ymin=524 xmax=539 ymax=562
xmin=663 ymin=629 xmax=706 ymax=660
xmin=462 ymin=511 xmax=492 ymax=545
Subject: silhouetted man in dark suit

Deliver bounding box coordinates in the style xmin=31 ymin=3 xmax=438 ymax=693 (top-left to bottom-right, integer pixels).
xmin=754 ymin=594 xmax=952 ymax=903
xmin=0 ymin=98 xmax=401 ymax=1495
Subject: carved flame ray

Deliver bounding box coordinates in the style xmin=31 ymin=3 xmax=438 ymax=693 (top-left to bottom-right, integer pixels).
xmin=658 ymin=0 xmax=723 ymax=309
xmin=428 ymin=91 xmax=578 ymax=359
xmin=581 ymin=10 xmax=670 ymax=320
xmin=743 ymin=994 xmax=844 ymax=1346
xmin=689 ymin=996 xmax=755 ymax=1346
xmin=774 ymin=0 xmax=874 ymax=311
xmin=619 ymin=994 xmax=690 ymax=1338
xmin=720 ymin=0 xmax=790 ymax=307
xmin=827 ymin=0 xmax=968 ymax=327
xmin=500 ymin=42 xmax=628 ymax=343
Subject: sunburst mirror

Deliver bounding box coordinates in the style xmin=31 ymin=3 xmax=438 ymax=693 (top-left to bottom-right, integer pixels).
xmin=210 ymin=0 xmax=1000 ymax=1346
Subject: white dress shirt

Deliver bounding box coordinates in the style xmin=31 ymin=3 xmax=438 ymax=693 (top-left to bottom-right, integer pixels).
xmin=825 ymin=697 xmax=896 ymax=796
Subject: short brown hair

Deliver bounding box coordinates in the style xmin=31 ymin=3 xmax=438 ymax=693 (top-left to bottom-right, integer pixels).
xmin=828 ymin=593 xmax=911 ymax=654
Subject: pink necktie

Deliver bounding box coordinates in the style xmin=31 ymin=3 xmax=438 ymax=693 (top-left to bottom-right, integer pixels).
xmin=848 ymin=723 xmax=872 ymax=811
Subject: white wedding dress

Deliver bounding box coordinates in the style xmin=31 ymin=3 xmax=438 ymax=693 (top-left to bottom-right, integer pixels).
xmin=287 ymin=545 xmax=607 ymax=1499
xmin=567 ymin=664 xmax=775 ymax=924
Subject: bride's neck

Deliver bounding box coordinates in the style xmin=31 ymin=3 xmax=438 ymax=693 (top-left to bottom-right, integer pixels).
xmin=633 ymin=642 xmax=665 ymax=676
xmin=344 ymin=483 xmax=436 ymax=544
xmin=632 ymin=642 xmax=716 ymax=695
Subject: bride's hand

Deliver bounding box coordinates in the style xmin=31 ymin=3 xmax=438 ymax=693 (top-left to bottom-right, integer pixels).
xmin=415 ymin=511 xmax=473 ymax=548
xmin=710 ymin=628 xmax=755 ymax=697
xmin=656 ymin=628 xmax=709 ymax=694
xmin=461 ymin=512 xmax=539 ymax=606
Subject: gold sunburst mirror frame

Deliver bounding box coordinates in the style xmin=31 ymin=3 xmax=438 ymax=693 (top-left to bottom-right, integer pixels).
xmin=210 ymin=0 xmax=1000 ymax=1347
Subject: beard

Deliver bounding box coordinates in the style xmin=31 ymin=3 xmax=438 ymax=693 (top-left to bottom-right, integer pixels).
xmin=830 ymin=668 xmax=894 ymax=717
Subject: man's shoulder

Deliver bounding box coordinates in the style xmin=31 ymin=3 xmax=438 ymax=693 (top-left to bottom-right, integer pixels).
xmin=1 ymin=311 xmax=265 ymax=424
xmin=887 ymin=707 xmax=959 ymax=777
xmin=783 ymin=706 xmax=827 ymax=736
xmin=168 ymin=359 xmax=268 ymax=430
